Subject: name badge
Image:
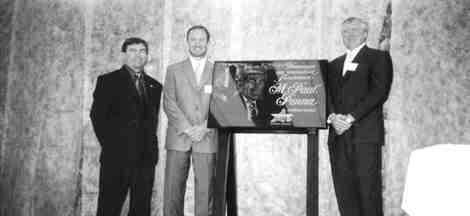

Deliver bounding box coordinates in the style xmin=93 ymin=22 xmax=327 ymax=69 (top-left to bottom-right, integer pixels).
xmin=345 ymin=62 xmax=358 ymax=71
xmin=204 ymin=85 xmax=212 ymax=94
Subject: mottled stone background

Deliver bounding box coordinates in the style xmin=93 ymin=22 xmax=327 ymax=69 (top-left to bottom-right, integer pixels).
xmin=0 ymin=0 xmax=86 ymax=215
xmin=0 ymin=0 xmax=468 ymax=216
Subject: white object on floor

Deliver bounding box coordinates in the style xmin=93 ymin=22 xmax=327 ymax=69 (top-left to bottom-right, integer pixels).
xmin=402 ymin=144 xmax=470 ymax=216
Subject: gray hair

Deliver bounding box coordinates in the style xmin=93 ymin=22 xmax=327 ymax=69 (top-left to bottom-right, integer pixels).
xmin=342 ymin=17 xmax=369 ymax=33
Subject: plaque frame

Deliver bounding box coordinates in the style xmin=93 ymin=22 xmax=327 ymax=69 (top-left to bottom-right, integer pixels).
xmin=210 ymin=59 xmax=329 ymax=216
xmin=208 ymin=59 xmax=328 ymax=131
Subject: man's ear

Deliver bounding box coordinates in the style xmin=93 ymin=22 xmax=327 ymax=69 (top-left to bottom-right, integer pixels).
xmin=207 ymin=40 xmax=214 ymax=48
xmin=119 ymin=51 xmax=126 ymax=63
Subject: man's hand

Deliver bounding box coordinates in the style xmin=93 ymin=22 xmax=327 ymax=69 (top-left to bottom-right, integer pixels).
xmin=330 ymin=114 xmax=354 ymax=135
xmin=183 ymin=124 xmax=211 ymax=143
xmin=331 ymin=114 xmax=349 ymax=135
xmin=192 ymin=127 xmax=210 ymax=142
xmin=183 ymin=127 xmax=198 ymax=142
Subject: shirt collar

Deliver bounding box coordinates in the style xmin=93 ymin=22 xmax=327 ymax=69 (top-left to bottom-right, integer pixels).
xmin=124 ymin=64 xmax=144 ymax=78
xmin=241 ymin=95 xmax=256 ymax=105
xmin=189 ymin=55 xmax=207 ymax=66
xmin=346 ymin=42 xmax=366 ymax=58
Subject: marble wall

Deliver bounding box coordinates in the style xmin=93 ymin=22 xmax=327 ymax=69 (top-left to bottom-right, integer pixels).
xmin=392 ymin=0 xmax=470 ymax=147
xmin=0 ymin=0 xmax=15 ymax=174
xmin=0 ymin=0 xmax=86 ymax=215
xmin=1 ymin=0 xmax=468 ymax=216
xmin=385 ymin=0 xmax=470 ymax=215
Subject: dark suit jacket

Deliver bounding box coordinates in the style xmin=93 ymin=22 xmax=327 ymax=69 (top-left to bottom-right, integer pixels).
xmin=251 ymin=95 xmax=282 ymax=127
xmin=90 ymin=66 xmax=163 ymax=166
xmin=327 ymin=46 xmax=393 ymax=144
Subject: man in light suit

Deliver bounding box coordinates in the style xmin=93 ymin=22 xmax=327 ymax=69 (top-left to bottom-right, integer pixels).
xmin=326 ymin=17 xmax=393 ymax=216
xmin=163 ymin=25 xmax=217 ymax=216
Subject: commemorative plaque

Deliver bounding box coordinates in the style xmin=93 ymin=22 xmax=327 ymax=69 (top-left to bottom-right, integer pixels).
xmin=210 ymin=60 xmax=327 ymax=216
xmin=208 ymin=60 xmax=327 ymax=129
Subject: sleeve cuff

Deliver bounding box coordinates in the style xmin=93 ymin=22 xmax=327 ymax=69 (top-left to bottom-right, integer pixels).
xmin=327 ymin=113 xmax=336 ymax=124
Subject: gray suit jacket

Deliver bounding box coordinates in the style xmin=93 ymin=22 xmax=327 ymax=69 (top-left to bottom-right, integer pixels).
xmin=163 ymin=58 xmax=217 ymax=153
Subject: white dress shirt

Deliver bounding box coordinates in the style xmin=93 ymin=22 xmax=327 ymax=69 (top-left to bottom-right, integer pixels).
xmin=342 ymin=42 xmax=366 ymax=76
xmin=189 ymin=56 xmax=207 ymax=86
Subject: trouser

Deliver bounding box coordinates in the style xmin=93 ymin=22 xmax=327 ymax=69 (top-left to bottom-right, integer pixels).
xmin=96 ymin=162 xmax=155 ymax=216
xmin=329 ymin=138 xmax=383 ymax=216
xmin=163 ymin=150 xmax=216 ymax=216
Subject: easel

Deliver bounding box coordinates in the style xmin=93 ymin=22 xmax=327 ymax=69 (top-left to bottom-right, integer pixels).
xmin=212 ymin=128 xmax=319 ymax=216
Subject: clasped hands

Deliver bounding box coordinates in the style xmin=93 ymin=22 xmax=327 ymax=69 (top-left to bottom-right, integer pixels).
xmin=329 ymin=113 xmax=355 ymax=135
xmin=183 ymin=123 xmax=212 ymax=143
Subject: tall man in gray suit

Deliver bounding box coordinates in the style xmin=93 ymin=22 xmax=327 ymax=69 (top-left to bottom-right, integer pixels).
xmin=163 ymin=25 xmax=217 ymax=216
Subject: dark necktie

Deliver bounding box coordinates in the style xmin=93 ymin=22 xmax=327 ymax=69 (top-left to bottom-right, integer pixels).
xmin=247 ymin=100 xmax=258 ymax=120
xmin=134 ymin=73 xmax=145 ymax=100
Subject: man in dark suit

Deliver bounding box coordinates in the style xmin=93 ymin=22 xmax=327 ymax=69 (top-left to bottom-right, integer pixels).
xmin=90 ymin=37 xmax=162 ymax=216
xmin=326 ymin=17 xmax=393 ymax=216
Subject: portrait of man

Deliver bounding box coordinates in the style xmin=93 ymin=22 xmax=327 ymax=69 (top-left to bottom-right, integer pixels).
xmin=209 ymin=63 xmax=283 ymax=128
xmin=90 ymin=37 xmax=163 ymax=216
xmin=237 ymin=66 xmax=276 ymax=126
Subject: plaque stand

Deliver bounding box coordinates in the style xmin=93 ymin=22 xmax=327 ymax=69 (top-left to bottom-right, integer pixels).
xmin=213 ymin=129 xmax=319 ymax=216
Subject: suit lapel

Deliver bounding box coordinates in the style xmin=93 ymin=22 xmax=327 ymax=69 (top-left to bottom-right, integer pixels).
xmin=342 ymin=46 xmax=368 ymax=81
xmin=182 ymin=59 xmax=198 ymax=89
xmin=352 ymin=45 xmax=368 ymax=64
xmin=143 ymin=73 xmax=155 ymax=104
xmin=120 ymin=66 xmax=141 ymax=101
xmin=200 ymin=61 xmax=212 ymax=86
xmin=334 ymin=55 xmax=346 ymax=84
xmin=337 ymin=54 xmax=346 ymax=76
xmin=200 ymin=61 xmax=213 ymax=117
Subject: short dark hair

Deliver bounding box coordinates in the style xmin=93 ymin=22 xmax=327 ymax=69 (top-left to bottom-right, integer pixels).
xmin=186 ymin=25 xmax=210 ymax=42
xmin=121 ymin=37 xmax=149 ymax=53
